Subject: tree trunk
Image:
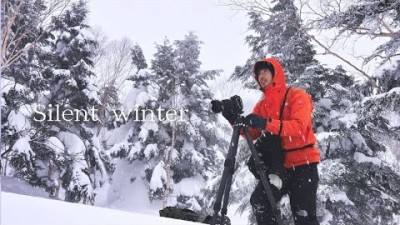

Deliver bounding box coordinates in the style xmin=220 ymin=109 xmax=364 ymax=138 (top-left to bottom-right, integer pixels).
xmin=163 ymin=78 xmax=179 ymax=207
xmin=163 ymin=123 xmax=176 ymax=208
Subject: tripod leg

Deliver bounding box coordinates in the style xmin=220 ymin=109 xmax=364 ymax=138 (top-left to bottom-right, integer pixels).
xmin=243 ymin=128 xmax=283 ymax=225
xmin=211 ymin=125 xmax=241 ymax=225
xmin=220 ymin=175 xmax=233 ymax=224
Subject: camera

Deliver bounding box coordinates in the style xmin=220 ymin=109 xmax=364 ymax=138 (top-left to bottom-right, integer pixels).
xmin=211 ymin=95 xmax=243 ymax=116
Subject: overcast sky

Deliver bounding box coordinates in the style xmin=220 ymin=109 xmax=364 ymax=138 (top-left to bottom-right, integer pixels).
xmin=87 ymin=0 xmax=250 ymax=76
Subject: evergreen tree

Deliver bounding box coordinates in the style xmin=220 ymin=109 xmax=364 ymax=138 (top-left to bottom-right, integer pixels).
xmin=41 ymin=0 xmax=114 ymax=204
xmin=1 ymin=0 xmax=49 ymax=180
xmin=107 ymin=33 xmax=227 ymax=210
xmin=291 ymin=64 xmax=400 ymax=224
xmin=314 ymin=0 xmax=400 ymax=94
xmin=2 ymin=1 xmax=114 ymax=204
xmin=131 ymin=44 xmax=148 ymax=72
xmin=145 ymin=33 xmax=227 ymax=210
xmin=307 ymin=1 xmax=400 ymax=222
xmin=231 ymin=0 xmax=316 ymax=88
xmin=226 ymin=0 xmax=400 ymax=223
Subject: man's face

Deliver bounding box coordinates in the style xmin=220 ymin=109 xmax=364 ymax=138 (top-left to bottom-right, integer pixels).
xmin=257 ymin=69 xmax=273 ymax=88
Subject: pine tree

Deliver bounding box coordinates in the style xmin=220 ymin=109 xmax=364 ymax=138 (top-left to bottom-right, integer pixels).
xmin=293 ymin=64 xmax=400 ymax=224
xmin=106 ymin=43 xmax=161 ymax=205
xmin=2 ymin=1 xmax=114 ymax=204
xmin=306 ymin=1 xmax=400 ymax=223
xmin=170 ymin=32 xmax=226 ymax=210
xmin=131 ymin=44 xmax=148 ymax=72
xmin=116 ymin=33 xmax=227 ymax=210
xmin=1 ymin=0 xmax=49 ymax=180
xmin=226 ymin=0 xmax=400 ymax=223
xmin=40 ymin=0 xmax=114 ymax=204
xmin=231 ymin=0 xmax=316 ymax=88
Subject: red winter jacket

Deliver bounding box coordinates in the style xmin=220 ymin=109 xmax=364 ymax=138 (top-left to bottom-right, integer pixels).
xmin=247 ymin=58 xmax=320 ymax=169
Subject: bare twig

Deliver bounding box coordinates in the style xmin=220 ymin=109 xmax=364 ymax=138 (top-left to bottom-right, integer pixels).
xmin=310 ymin=35 xmax=379 ymax=89
xmin=1 ymin=0 xmax=72 ymax=70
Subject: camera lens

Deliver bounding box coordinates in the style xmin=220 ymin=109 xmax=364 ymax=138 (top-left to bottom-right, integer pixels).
xmin=211 ymin=100 xmax=223 ymax=113
xmin=210 ymin=95 xmax=243 ymax=116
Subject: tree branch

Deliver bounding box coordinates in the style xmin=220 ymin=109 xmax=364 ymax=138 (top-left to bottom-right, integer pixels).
xmin=310 ymin=35 xmax=379 ymax=89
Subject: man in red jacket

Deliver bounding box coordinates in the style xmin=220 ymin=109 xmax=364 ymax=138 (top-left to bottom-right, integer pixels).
xmin=230 ymin=58 xmax=320 ymax=225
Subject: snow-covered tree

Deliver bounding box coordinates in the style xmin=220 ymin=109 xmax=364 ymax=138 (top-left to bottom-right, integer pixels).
xmin=2 ymin=1 xmax=114 ymax=205
xmin=1 ymin=0 xmax=49 ymax=179
xmin=149 ymin=33 xmax=226 ymax=210
xmin=230 ymin=0 xmax=316 ymax=88
xmin=108 ymin=33 xmax=226 ymax=211
xmin=310 ymin=0 xmax=400 ymax=93
xmin=37 ymin=0 xmax=114 ymax=204
xmin=303 ymin=1 xmax=400 ymax=222
xmin=223 ymin=0 xmax=400 ymax=223
xmin=131 ymin=43 xmax=148 ymax=72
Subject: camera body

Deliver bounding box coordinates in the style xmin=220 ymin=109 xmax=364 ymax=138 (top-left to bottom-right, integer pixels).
xmin=211 ymin=95 xmax=243 ymax=116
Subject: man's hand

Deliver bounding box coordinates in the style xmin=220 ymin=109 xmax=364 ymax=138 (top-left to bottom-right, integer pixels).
xmin=245 ymin=113 xmax=267 ymax=129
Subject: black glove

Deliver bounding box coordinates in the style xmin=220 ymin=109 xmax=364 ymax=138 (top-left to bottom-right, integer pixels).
xmin=245 ymin=113 xmax=267 ymax=129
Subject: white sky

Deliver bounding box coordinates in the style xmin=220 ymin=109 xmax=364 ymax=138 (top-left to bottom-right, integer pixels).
xmin=87 ymin=0 xmax=251 ymax=76
xmin=86 ymin=0 xmax=386 ymax=85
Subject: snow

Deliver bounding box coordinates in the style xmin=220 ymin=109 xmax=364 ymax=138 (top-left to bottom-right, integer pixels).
xmin=362 ymin=87 xmax=400 ymax=104
xmin=137 ymin=70 xmax=149 ymax=78
xmin=12 ymin=136 xmax=34 ymax=157
xmin=1 ymin=176 xmax=49 ymax=198
xmin=1 ymin=192 xmax=198 ymax=225
xmin=328 ymin=191 xmax=355 ymax=206
xmin=331 ymin=83 xmax=348 ymax=92
xmin=8 ymin=110 xmax=31 ymax=132
xmin=56 ymin=40 xmax=67 ymax=54
xmin=56 ymin=132 xmax=92 ymax=197
xmin=44 ymin=136 xmax=65 ymax=154
xmin=268 ymin=174 xmax=282 ymax=190
xmin=79 ymin=27 xmax=96 ymax=41
xmin=123 ymin=88 xmax=140 ymax=109
xmin=107 ymin=123 xmax=134 ymax=145
xmin=58 ymin=132 xmax=86 ymax=155
xmin=139 ymin=128 xmax=149 ymax=141
xmin=382 ymin=111 xmax=400 ymax=128
xmin=52 ymin=68 xmax=71 ymax=77
xmin=376 ymin=143 xmax=400 ymax=174
xmin=353 ymin=152 xmax=382 ymax=166
xmin=174 ymin=175 xmax=205 ymax=196
xmin=150 ymin=161 xmax=167 ymax=191
xmin=317 ymin=98 xmax=333 ymax=110
xmin=108 ymin=141 xmax=129 ymax=156
xmin=373 ymin=61 xmax=397 ymax=78
xmin=83 ymin=76 xmax=101 ymax=103
xmin=123 ymin=88 xmax=152 ymax=109
xmin=338 ymin=113 xmax=358 ymax=129
xmin=136 ymin=91 xmax=151 ymax=107
xmin=316 ymin=132 xmax=339 ymax=140
xmin=319 ymin=184 xmax=355 ymax=206
xmin=129 ymin=142 xmax=142 ymax=160
xmin=141 ymin=120 xmax=159 ymax=131
xmin=144 ymin=144 xmax=158 ymax=159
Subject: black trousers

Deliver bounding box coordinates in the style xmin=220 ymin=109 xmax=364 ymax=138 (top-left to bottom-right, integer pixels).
xmin=250 ymin=163 xmax=320 ymax=225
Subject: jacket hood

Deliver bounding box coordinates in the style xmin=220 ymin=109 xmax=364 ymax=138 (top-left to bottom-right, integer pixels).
xmin=253 ymin=57 xmax=286 ymax=91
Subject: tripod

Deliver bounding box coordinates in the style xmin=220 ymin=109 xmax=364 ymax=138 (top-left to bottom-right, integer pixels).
xmin=211 ymin=116 xmax=282 ymax=225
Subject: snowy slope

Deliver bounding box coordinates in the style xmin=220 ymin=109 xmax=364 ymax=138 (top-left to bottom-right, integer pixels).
xmin=1 ymin=176 xmax=250 ymax=225
xmin=1 ymin=192 xmax=200 ymax=225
